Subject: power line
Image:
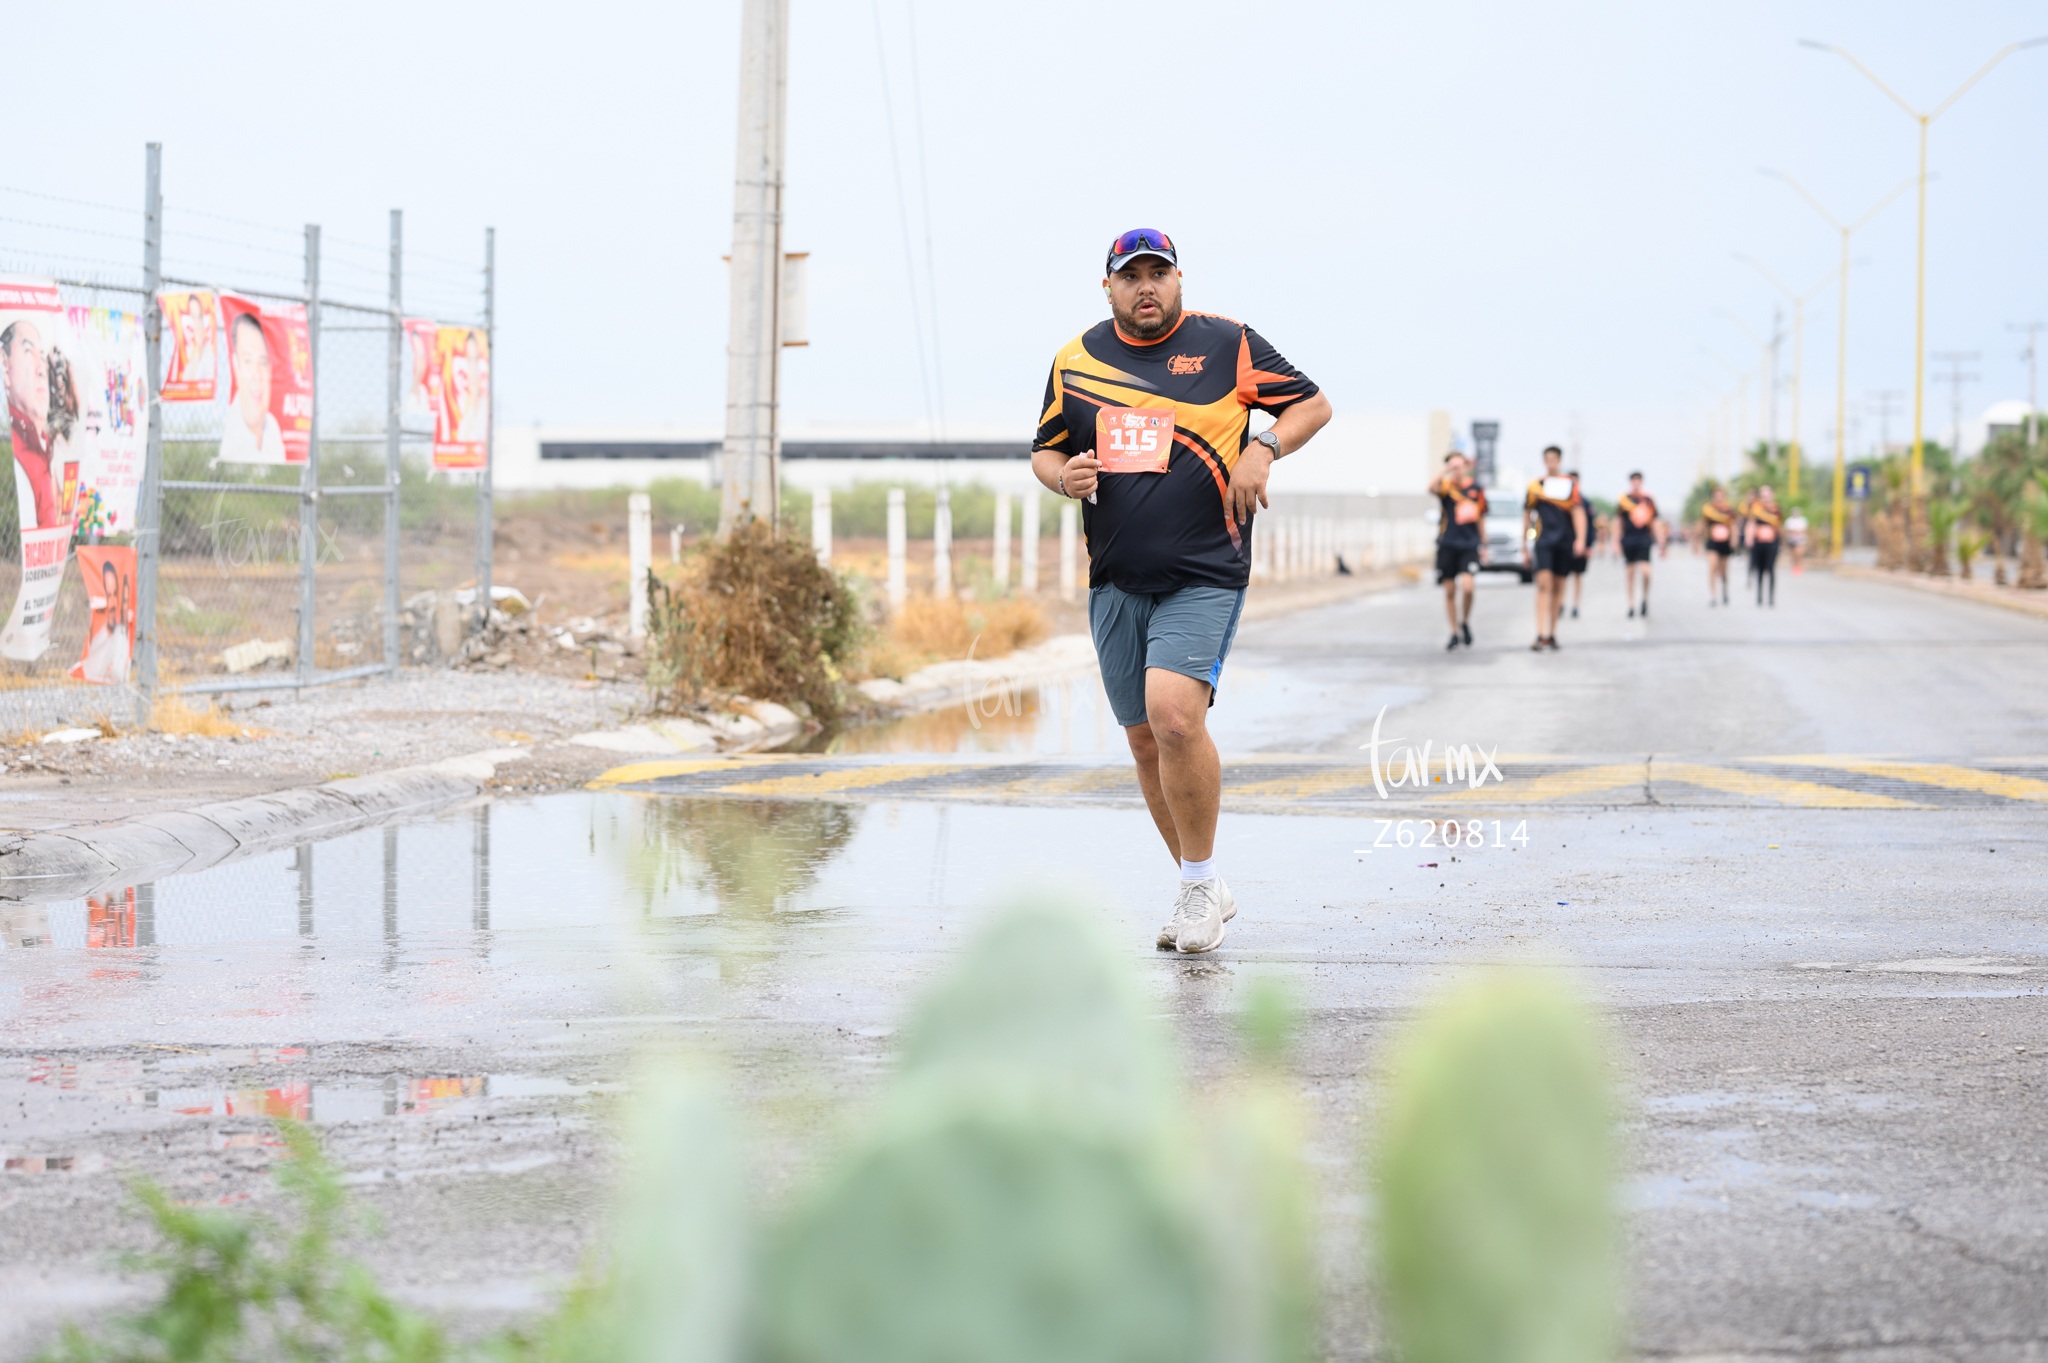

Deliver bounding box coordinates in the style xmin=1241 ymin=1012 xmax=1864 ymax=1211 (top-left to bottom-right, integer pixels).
xmin=869 ymin=0 xmax=938 ymax=442
xmin=905 ymin=0 xmax=947 ymax=443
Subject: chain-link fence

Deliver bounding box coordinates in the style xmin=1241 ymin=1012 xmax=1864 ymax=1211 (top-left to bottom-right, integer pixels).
xmin=0 ymin=144 xmax=493 ymax=734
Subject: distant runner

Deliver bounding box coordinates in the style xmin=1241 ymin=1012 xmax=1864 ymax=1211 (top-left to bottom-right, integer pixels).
xmin=1564 ymin=469 xmax=1592 ymax=620
xmin=1700 ymin=484 xmax=1736 ymax=606
xmin=1785 ymin=507 xmax=1809 ymax=572
xmin=1032 ymin=228 xmax=1332 ymax=954
xmin=1430 ymin=451 xmax=1486 ymax=650
xmin=1612 ymin=471 xmax=1667 ymax=618
xmin=1522 ymin=446 xmax=1587 ymax=650
xmin=1745 ymin=484 xmax=1784 ymax=607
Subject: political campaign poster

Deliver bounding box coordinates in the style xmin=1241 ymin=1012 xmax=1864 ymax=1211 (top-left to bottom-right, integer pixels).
xmin=158 ymin=289 xmax=218 ymax=402
xmin=64 ymin=305 xmax=146 ymax=538
xmin=431 ymin=326 xmax=489 ymax=470
xmin=216 ymin=294 xmax=311 ymax=465
xmin=0 ymin=275 xmax=76 ymax=662
xmin=70 ymin=545 xmax=135 ymax=685
xmin=402 ymin=318 xmax=439 ymax=419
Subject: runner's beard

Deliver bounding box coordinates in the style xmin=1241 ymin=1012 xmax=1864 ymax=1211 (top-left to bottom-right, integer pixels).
xmin=1114 ymin=295 xmax=1181 ymax=341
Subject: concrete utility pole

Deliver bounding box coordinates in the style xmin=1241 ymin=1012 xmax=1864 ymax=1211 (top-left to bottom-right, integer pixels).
xmin=2011 ymin=322 xmax=2044 ymax=442
xmin=1930 ymin=351 xmax=1979 ymax=470
xmin=719 ymin=0 xmax=790 ymax=535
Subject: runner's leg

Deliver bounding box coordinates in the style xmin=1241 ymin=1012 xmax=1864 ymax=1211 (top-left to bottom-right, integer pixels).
xmin=1143 ymin=668 xmax=1221 ymax=862
xmin=1124 ymin=723 xmax=1182 ymax=864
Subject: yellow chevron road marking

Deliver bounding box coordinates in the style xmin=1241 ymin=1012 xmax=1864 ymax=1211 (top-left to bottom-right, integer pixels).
xmin=1653 ymin=762 xmax=1923 ymax=809
xmin=588 ymin=758 xmax=749 ymax=789
xmin=996 ymin=766 xmax=1135 ymax=799
xmin=1425 ymin=763 xmax=1646 ymax=804
xmin=1228 ymin=767 xmax=1381 ymax=801
xmin=1762 ymin=758 xmax=2048 ymax=804
xmin=715 ymin=763 xmax=965 ymax=798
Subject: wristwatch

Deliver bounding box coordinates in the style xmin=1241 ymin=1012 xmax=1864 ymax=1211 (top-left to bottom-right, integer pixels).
xmin=1254 ymin=430 xmax=1281 ymax=455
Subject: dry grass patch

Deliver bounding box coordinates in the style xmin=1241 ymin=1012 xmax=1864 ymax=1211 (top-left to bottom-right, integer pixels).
xmin=153 ymin=692 xmax=264 ymax=737
xmin=865 ymin=597 xmax=1051 ymax=678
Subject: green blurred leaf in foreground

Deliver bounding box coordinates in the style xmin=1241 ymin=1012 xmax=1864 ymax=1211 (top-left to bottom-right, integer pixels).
xmin=1374 ymin=970 xmax=1620 ymax=1363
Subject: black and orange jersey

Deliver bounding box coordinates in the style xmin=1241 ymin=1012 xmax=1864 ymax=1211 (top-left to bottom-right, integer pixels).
xmin=1745 ymin=499 xmax=1783 ymax=541
xmin=1523 ymin=473 xmax=1583 ymax=541
xmin=1032 ymin=311 xmax=1318 ymax=593
xmin=1433 ymin=476 xmax=1487 ymax=549
xmin=1616 ymin=491 xmax=1659 ymax=541
xmin=1700 ymin=501 xmax=1737 ymax=544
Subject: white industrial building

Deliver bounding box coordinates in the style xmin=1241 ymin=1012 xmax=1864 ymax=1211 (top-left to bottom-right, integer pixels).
xmin=490 ymin=410 xmax=1456 ymax=502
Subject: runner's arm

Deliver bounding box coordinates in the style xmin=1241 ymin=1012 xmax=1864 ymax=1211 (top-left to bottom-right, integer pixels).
xmin=1572 ymin=503 xmax=1588 ymax=555
xmin=1032 ymin=446 xmax=1100 ymax=500
xmin=1228 ymin=391 xmax=1332 ymax=523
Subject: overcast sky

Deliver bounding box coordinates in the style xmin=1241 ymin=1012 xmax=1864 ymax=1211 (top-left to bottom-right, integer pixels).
xmin=7 ymin=0 xmax=2045 ymax=493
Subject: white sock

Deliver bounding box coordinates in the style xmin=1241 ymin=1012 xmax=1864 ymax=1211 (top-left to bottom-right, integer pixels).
xmin=1180 ymin=856 xmax=1215 ymax=882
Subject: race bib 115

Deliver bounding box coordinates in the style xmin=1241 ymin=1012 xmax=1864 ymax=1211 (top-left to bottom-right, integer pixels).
xmin=1095 ymin=407 xmax=1173 ymax=473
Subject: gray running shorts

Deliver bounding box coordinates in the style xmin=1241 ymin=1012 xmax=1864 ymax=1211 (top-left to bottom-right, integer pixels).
xmin=1087 ymin=582 xmax=1246 ymax=728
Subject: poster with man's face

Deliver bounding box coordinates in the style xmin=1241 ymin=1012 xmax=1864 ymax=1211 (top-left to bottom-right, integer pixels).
xmin=432 ymin=326 xmax=489 ymax=471
xmin=0 ymin=275 xmax=77 ymax=663
xmin=215 ymin=294 xmax=311 ymax=465
xmin=70 ymin=545 xmax=135 ymax=686
xmin=158 ymin=289 xmax=218 ymax=402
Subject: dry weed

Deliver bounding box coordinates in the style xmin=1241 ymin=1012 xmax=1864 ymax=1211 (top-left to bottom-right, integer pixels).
xmin=153 ymin=692 xmax=263 ymax=737
xmin=871 ymin=597 xmax=1051 ymax=677
xmin=647 ymin=520 xmax=865 ymax=721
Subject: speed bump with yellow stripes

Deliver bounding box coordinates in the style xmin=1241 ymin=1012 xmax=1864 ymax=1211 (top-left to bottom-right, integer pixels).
xmin=589 ymin=753 xmax=2048 ymax=812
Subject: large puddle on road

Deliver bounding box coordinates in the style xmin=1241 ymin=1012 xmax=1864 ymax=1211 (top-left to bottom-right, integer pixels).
xmin=0 ymin=792 xmax=891 ymax=950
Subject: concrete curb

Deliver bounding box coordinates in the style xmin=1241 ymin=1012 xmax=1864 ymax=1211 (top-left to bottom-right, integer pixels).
xmin=1834 ymin=563 xmax=2048 ymax=622
xmin=0 ymin=748 xmax=529 ymax=904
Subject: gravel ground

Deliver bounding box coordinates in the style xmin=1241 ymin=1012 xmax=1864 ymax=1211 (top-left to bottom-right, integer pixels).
xmin=0 ymin=671 xmax=646 ymax=833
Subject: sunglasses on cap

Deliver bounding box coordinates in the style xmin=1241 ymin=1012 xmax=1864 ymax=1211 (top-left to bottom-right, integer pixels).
xmin=1105 ymin=228 xmax=1177 ymax=274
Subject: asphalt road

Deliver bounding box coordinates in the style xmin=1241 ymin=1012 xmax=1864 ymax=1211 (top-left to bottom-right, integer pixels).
xmin=4 ymin=560 xmax=2048 ymax=1360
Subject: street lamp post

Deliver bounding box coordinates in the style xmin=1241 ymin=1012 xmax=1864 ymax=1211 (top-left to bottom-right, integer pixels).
xmin=1761 ymin=171 xmax=1915 ymax=558
xmin=1800 ymin=37 xmax=2048 ymax=547
xmin=1734 ymin=257 xmax=1834 ymax=503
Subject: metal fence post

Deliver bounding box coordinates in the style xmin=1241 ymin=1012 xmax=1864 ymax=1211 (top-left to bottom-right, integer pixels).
xmin=300 ymin=224 xmax=321 ymax=687
xmin=475 ymin=226 xmax=494 ymax=636
xmin=385 ymin=210 xmax=402 ymax=672
xmin=134 ymin=142 xmax=164 ymax=727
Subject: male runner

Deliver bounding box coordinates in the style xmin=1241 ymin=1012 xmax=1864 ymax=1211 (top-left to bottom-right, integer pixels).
xmin=1521 ymin=446 xmax=1587 ymax=650
xmin=1032 ymin=228 xmax=1332 ymax=954
xmin=1429 ymin=451 xmax=1486 ymax=650
xmin=1612 ymin=471 xmax=1666 ymax=617
xmin=1564 ymin=469 xmax=1591 ymax=619
xmin=1745 ymin=484 xmax=1784 ymax=607
xmin=1700 ymin=484 xmax=1736 ymax=605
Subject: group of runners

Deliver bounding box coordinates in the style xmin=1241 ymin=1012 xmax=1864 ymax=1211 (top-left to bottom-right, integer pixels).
xmin=1429 ymin=447 xmax=1671 ymax=651
xmin=1697 ymin=483 xmax=1796 ymax=607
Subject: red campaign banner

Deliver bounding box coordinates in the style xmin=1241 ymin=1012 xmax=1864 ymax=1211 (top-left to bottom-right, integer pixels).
xmin=216 ymin=294 xmax=311 ymax=465
xmin=70 ymin=545 xmax=136 ymax=684
xmin=158 ymin=289 xmax=219 ymax=402
xmin=431 ymin=326 xmax=489 ymax=471
xmin=0 ymin=273 xmax=75 ymax=662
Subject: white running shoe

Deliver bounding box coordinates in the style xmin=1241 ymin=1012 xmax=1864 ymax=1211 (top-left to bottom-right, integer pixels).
xmin=1157 ymin=877 xmax=1236 ymax=950
xmin=1173 ymin=878 xmax=1232 ymax=955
